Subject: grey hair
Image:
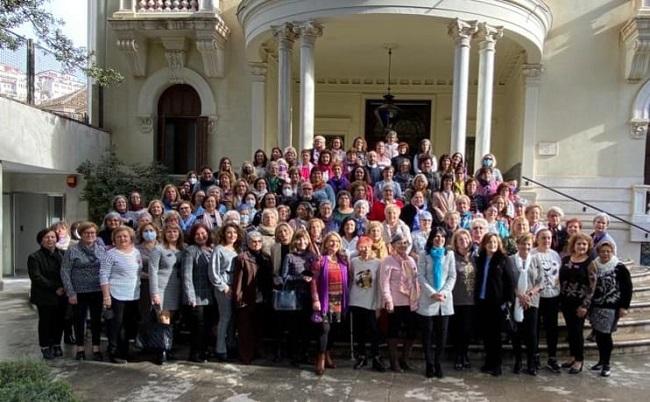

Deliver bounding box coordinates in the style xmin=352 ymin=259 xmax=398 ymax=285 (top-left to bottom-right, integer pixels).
xmin=247 ymin=231 xmax=263 ymax=243
xmin=471 ymin=218 xmax=488 ymax=229
xmin=354 ymin=199 xmax=369 ymax=210
xmin=593 ymin=212 xmax=610 ymax=224
xmin=223 ymin=210 xmax=241 ymax=224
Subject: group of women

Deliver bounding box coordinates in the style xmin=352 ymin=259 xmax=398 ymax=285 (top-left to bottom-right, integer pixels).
xmin=27 ymin=132 xmax=633 ymax=379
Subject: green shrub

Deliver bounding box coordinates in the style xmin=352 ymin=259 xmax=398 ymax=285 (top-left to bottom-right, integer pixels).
xmin=77 ymin=149 xmax=172 ymax=224
xmin=0 ymin=360 xmax=49 ymax=388
xmin=0 ymin=380 xmax=77 ymax=402
xmin=0 ymin=360 xmax=77 ymax=402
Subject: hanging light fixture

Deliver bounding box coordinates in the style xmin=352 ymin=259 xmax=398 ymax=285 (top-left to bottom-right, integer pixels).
xmin=374 ymin=46 xmax=401 ymax=129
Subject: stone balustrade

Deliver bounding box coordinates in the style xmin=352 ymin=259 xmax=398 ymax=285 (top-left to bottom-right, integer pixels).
xmin=118 ymin=0 xmax=218 ymax=13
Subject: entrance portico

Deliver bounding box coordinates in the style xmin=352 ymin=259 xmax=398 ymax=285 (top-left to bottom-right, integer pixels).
xmin=238 ymin=0 xmax=551 ymax=175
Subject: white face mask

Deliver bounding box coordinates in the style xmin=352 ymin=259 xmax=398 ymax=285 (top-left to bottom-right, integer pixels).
xmin=282 ymin=188 xmax=293 ymax=197
xmin=240 ymin=214 xmax=250 ymax=225
xmin=246 ymin=199 xmax=256 ymax=208
xmin=189 ymin=177 xmax=198 ymax=185
xmin=142 ymin=230 xmax=157 ymax=242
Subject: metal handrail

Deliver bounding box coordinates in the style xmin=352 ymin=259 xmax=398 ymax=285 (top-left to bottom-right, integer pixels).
xmin=522 ymin=176 xmax=650 ymax=237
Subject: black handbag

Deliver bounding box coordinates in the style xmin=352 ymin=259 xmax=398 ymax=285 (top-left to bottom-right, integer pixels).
xmin=136 ymin=307 xmax=173 ymax=351
xmin=272 ymin=282 xmax=298 ymax=311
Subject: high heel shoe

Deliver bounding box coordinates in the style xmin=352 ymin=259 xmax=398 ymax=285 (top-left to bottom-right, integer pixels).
xmin=561 ymin=360 xmax=575 ymax=369
xmin=568 ymin=362 xmax=583 ymax=374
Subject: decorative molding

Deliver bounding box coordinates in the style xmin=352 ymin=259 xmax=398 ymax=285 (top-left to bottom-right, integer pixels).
xmin=108 ymin=14 xmax=230 ymax=79
xmin=448 ymin=18 xmax=478 ymax=46
xmin=115 ymin=35 xmax=148 ymax=77
xmin=196 ymin=34 xmax=226 ymax=78
xmin=475 ymin=22 xmax=504 ymax=45
xmin=208 ymin=115 xmax=219 ymax=135
xmin=272 ymin=22 xmax=298 ymax=48
xmin=521 ymin=63 xmax=543 ymax=85
xmin=630 ymin=119 xmax=648 ymax=139
xmin=161 ymin=37 xmax=186 ymax=83
xmin=295 ymin=20 xmax=323 ymax=46
xmin=137 ymin=115 xmax=154 ymax=134
xmin=248 ymin=61 xmax=268 ymax=82
xmin=621 ymin=16 xmax=650 ymax=83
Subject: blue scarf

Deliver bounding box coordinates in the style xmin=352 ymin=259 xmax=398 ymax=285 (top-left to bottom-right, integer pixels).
xmin=429 ymin=247 xmax=445 ymax=291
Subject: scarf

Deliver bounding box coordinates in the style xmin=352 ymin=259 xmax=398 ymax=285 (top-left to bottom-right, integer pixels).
xmin=429 ymin=247 xmax=445 ymax=292
xmin=513 ymin=254 xmax=531 ymax=323
xmin=594 ymin=256 xmax=619 ymax=274
xmin=316 ymin=256 xmax=348 ymax=316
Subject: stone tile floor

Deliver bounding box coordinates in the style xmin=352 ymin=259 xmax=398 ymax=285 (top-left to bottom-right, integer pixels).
xmin=2 ymin=278 xmax=650 ymax=402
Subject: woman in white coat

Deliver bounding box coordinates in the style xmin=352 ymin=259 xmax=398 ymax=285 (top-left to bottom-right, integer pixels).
xmin=416 ymin=227 xmax=456 ymax=378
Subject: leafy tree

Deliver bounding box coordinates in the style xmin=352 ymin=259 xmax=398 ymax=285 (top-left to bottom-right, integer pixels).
xmin=77 ymin=151 xmax=171 ymax=224
xmin=0 ymin=0 xmax=123 ymax=86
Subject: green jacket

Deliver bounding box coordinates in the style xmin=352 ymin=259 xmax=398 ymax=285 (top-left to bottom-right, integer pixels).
xmin=28 ymin=247 xmax=64 ymax=306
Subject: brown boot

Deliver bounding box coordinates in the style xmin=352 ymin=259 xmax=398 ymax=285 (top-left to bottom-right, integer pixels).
xmin=315 ymin=353 xmax=325 ymax=376
xmin=325 ymin=351 xmax=336 ymax=369
xmin=388 ymin=339 xmax=402 ymax=372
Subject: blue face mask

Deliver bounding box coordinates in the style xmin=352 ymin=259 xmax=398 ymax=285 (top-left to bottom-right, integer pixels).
xmin=240 ymin=214 xmax=250 ymax=225
xmin=142 ymin=230 xmax=157 ymax=242
xmin=482 ymin=158 xmax=494 ymax=168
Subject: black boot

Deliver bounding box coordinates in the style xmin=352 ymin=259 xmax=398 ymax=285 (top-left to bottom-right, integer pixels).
xmin=513 ymin=356 xmax=522 ymax=374
xmin=425 ymin=363 xmax=434 ymax=378
xmin=527 ymin=356 xmax=538 ymax=376
xmin=434 ymin=361 xmax=443 ymax=378
xmin=51 ymin=345 xmax=63 ymax=358
xmin=41 ymin=347 xmax=54 ymax=360
xmin=354 ymin=355 xmax=368 ymax=370
xmin=371 ymin=356 xmax=386 ymax=373
xmin=155 ymin=349 xmax=167 ymax=365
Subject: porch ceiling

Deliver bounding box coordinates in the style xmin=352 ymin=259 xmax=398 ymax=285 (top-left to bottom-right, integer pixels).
xmin=283 ymin=14 xmax=524 ymax=86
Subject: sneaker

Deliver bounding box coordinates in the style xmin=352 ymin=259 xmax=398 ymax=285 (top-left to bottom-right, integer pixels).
xmin=546 ymin=359 xmax=561 ymax=373
xmin=601 ymin=365 xmax=611 ymax=377
xmin=591 ymin=362 xmax=604 ymax=371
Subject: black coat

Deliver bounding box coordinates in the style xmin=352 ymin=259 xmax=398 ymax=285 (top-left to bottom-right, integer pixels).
xmin=474 ymin=251 xmax=514 ymax=307
xmin=28 ymin=247 xmax=64 ymax=306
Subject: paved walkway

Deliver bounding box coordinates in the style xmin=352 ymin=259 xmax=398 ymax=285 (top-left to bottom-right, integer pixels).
xmin=2 ymin=279 xmax=650 ymax=402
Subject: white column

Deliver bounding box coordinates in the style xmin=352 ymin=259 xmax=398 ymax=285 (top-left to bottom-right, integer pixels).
xmin=474 ymin=22 xmax=504 ymax=170
xmin=521 ymin=64 xmax=543 ymax=180
xmin=448 ymin=19 xmax=478 ymax=157
xmin=273 ymin=23 xmax=298 ymax=149
xmin=297 ymin=21 xmax=323 ymax=152
xmin=249 ymin=61 xmax=268 ymax=155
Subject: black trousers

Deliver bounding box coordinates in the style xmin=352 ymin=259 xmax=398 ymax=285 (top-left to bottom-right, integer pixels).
xmin=561 ymin=304 xmax=585 ymax=361
xmin=452 ymin=305 xmax=474 ymax=358
xmin=478 ymin=302 xmax=503 ymax=370
xmin=281 ymin=308 xmax=311 ymax=360
xmin=387 ymin=306 xmax=417 ymax=340
xmin=420 ymin=314 xmax=449 ymax=365
xmin=107 ymin=298 xmax=139 ymax=356
xmin=187 ymin=304 xmax=216 ymax=355
xmin=351 ymin=306 xmax=381 ymax=357
xmin=36 ymin=297 xmax=67 ymax=348
xmin=73 ymin=291 xmax=103 ymax=347
xmin=595 ymin=330 xmax=613 ymax=365
xmin=538 ymin=296 xmax=559 ymax=359
xmin=512 ymin=307 xmax=539 ymax=364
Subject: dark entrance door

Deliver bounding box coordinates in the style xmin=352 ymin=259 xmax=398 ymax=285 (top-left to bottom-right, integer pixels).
xmin=157 ymin=84 xmax=207 ymax=174
xmin=364 ymin=99 xmax=431 ymax=153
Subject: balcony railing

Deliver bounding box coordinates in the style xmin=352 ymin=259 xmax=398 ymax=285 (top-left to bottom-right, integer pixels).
xmin=117 ymin=0 xmax=218 ymax=14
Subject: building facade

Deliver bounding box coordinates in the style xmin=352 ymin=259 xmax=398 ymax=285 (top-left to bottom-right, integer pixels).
xmin=87 ymin=0 xmax=650 ymax=260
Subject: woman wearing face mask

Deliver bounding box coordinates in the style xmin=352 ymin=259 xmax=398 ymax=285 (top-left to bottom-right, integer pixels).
xmin=136 ymin=223 xmax=159 ymax=317
xmin=237 ymin=204 xmax=253 ymax=229
xmin=279 ymin=182 xmax=297 ymax=206
xmin=559 ymin=233 xmax=596 ymax=374
xmin=417 ymin=227 xmax=456 ymax=378
xmin=588 ymin=241 xmax=632 ymax=377
xmin=474 ymin=153 xmax=503 ymax=182
xmin=509 ymin=233 xmax=542 ymax=376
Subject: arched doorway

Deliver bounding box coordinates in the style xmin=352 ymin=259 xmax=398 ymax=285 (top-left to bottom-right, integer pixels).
xmin=157 ymin=84 xmax=208 ymax=174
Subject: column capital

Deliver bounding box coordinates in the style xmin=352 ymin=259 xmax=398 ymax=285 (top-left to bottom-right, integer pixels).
xmin=475 ymin=22 xmax=504 ymax=47
xmin=248 ymin=61 xmax=268 ymax=82
xmin=296 ymin=21 xmax=323 ymax=46
xmin=272 ymin=22 xmax=298 ymax=48
xmin=522 ymin=63 xmax=544 ymax=83
xmin=448 ymin=18 xmax=478 ymax=46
